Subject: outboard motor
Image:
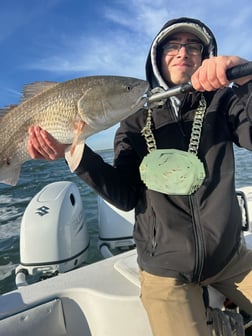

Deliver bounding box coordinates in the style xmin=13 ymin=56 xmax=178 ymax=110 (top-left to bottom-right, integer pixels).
xmin=97 ymin=197 xmax=135 ymax=258
xmin=15 ymin=181 xmax=89 ymax=287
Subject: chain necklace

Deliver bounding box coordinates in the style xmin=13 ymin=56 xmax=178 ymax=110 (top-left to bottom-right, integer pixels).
xmin=141 ymin=94 xmax=207 ymax=156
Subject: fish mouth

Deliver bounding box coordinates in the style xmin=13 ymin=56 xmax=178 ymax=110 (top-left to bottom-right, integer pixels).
xmin=131 ymin=83 xmax=149 ymax=109
xmin=134 ymin=94 xmax=148 ymax=108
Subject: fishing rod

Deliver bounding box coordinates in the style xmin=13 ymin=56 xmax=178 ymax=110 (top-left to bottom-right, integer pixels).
xmin=147 ymin=61 xmax=252 ymax=103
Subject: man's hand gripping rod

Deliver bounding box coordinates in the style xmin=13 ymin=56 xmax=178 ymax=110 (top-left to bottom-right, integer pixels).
xmin=147 ymin=62 xmax=252 ymax=104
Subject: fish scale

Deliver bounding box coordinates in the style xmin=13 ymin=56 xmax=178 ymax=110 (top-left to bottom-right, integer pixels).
xmin=0 ymin=75 xmax=148 ymax=186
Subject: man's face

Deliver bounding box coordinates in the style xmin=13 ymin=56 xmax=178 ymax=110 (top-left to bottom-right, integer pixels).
xmin=161 ymin=32 xmax=203 ymax=86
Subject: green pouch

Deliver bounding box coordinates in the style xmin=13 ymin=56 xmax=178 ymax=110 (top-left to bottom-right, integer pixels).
xmin=139 ymin=149 xmax=205 ymax=195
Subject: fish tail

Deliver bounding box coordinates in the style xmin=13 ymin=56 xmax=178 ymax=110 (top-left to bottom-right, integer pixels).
xmin=0 ymin=165 xmax=21 ymax=186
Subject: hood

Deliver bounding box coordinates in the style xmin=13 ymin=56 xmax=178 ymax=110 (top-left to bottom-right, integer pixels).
xmin=146 ymin=17 xmax=218 ymax=89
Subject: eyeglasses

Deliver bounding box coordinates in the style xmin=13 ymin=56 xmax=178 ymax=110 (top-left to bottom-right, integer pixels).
xmin=162 ymin=42 xmax=204 ymax=56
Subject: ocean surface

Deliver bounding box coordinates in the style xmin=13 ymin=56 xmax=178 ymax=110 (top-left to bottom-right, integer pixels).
xmin=0 ymin=146 xmax=252 ymax=295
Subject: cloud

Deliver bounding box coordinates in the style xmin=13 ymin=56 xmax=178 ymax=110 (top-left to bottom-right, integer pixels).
xmin=25 ymin=32 xmax=147 ymax=79
xmin=22 ymin=0 xmax=174 ymax=77
xmin=22 ymin=0 xmax=252 ymax=78
xmin=102 ymin=0 xmax=171 ymax=38
xmin=1 ymin=0 xmax=252 ymax=149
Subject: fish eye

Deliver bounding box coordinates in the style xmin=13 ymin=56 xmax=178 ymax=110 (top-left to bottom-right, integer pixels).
xmin=126 ymin=86 xmax=132 ymax=91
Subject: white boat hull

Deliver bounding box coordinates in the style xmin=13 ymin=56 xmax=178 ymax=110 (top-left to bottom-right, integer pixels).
xmin=1 ymin=182 xmax=252 ymax=335
xmin=0 ymin=249 xmax=152 ymax=335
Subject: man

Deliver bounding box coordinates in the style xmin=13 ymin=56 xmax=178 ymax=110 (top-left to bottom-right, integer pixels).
xmin=28 ymin=17 xmax=252 ymax=335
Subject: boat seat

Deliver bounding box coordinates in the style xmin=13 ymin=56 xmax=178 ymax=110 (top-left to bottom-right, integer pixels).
xmin=0 ymin=298 xmax=91 ymax=336
xmin=114 ymin=251 xmax=140 ymax=287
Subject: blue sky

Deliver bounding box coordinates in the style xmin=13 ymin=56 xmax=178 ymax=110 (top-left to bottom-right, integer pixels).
xmin=1 ymin=0 xmax=252 ymax=149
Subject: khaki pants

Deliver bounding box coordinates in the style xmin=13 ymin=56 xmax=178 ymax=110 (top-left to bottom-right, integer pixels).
xmin=140 ymin=241 xmax=252 ymax=336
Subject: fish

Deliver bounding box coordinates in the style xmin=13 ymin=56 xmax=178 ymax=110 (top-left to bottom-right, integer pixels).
xmin=0 ymin=75 xmax=148 ymax=186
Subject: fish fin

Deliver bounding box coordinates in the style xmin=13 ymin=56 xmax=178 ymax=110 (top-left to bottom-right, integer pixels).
xmin=70 ymin=120 xmax=85 ymax=156
xmin=77 ymin=88 xmax=102 ymax=129
xmin=0 ymin=165 xmax=21 ymax=186
xmin=0 ymin=104 xmax=18 ymax=117
xmin=65 ymin=141 xmax=85 ymax=172
xmin=0 ymin=82 xmax=58 ymax=114
xmin=21 ymin=81 xmax=59 ymax=102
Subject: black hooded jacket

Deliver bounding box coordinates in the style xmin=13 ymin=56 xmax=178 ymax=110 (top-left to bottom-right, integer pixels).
xmin=76 ymin=18 xmax=252 ymax=282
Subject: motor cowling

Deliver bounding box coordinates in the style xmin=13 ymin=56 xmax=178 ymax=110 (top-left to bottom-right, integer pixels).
xmin=16 ymin=181 xmax=89 ymax=286
xmin=97 ymin=196 xmax=135 ymax=258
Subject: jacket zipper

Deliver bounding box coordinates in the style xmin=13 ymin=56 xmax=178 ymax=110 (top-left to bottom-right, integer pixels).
xmin=149 ymin=100 xmax=186 ymax=257
xmin=189 ymin=196 xmax=205 ymax=282
xmin=169 ymin=97 xmax=205 ymax=278
xmin=163 ymin=96 xmax=205 ymax=278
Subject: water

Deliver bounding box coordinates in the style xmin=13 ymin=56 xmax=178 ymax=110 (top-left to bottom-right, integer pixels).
xmin=0 ymin=149 xmax=113 ymax=295
xmin=0 ymin=146 xmax=252 ymax=295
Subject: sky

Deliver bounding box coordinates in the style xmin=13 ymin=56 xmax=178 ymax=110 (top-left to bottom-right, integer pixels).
xmin=0 ymin=0 xmax=252 ymax=149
